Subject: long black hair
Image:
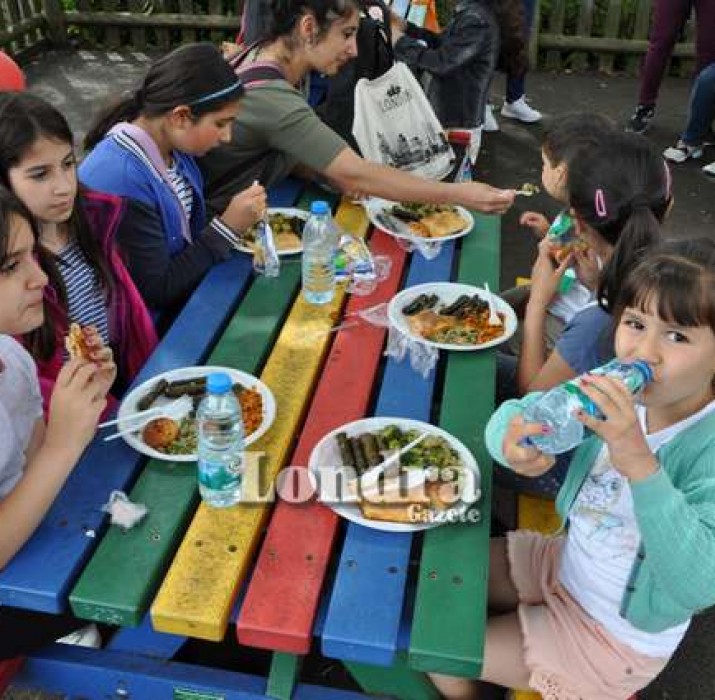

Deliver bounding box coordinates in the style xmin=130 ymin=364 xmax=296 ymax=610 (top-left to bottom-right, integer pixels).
xmin=0 ymin=92 xmax=113 ymax=360
xmin=0 ymin=186 xmax=40 ymax=268
xmin=566 ymin=131 xmax=671 ymax=313
xmin=84 ymin=42 xmax=244 ymax=152
xmin=262 ymin=0 xmax=359 ymax=42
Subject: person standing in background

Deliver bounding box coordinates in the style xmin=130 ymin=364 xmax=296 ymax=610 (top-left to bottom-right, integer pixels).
xmin=484 ymin=0 xmax=542 ymax=131
xmin=627 ymin=0 xmax=715 ymax=134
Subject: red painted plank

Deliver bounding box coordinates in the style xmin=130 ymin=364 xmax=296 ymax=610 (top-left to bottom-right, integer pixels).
xmin=0 ymin=657 xmax=24 ymax=693
xmin=236 ymin=230 xmax=407 ymax=653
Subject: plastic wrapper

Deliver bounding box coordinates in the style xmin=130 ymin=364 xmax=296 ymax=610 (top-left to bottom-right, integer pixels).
xmin=394 ymin=236 xmax=443 ymax=261
xmin=336 ymin=234 xmax=392 ymax=295
xmin=252 ymin=219 xmax=280 ymax=277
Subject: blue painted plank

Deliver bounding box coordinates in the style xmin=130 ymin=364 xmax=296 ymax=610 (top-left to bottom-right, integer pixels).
xmin=108 ymin=613 xmax=185 ymax=659
xmin=0 ymin=256 xmax=254 ymax=613
xmin=321 ymin=244 xmax=455 ymax=666
xmin=16 ymin=645 xmax=367 ymax=699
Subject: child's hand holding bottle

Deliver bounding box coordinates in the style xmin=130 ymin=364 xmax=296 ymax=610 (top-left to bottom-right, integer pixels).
xmin=502 ymin=415 xmax=556 ymax=477
xmin=574 ymin=374 xmax=659 ymax=481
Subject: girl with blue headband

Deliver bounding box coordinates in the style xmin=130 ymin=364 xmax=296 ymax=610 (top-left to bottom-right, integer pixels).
xmin=81 ymin=42 xmax=266 ymax=320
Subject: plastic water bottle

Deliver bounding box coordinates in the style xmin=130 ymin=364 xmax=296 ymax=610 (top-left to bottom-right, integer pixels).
xmin=197 ymin=372 xmax=244 ymax=507
xmin=523 ymin=359 xmax=653 ymax=454
xmin=302 ymin=200 xmax=337 ymax=304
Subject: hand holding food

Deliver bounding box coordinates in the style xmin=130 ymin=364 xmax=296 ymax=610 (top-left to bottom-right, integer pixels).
xmin=65 ymin=323 xmax=117 ymax=395
xmin=529 ymin=237 xmax=572 ymax=307
xmin=502 ymin=415 xmax=556 ymax=477
xmin=456 ymin=182 xmax=515 ymax=215
xmin=221 ymin=182 xmax=267 ymax=232
xmin=46 ymin=359 xmax=110 ymax=450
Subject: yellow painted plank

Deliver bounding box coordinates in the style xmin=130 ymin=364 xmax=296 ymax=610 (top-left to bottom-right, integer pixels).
xmin=517 ymin=494 xmax=560 ymax=534
xmin=150 ymin=200 xmax=369 ymax=640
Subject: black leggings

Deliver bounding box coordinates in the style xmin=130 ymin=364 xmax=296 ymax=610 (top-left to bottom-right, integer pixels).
xmin=0 ymin=606 xmax=83 ymax=659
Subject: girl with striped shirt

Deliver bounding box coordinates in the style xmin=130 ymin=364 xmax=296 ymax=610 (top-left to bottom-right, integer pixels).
xmin=80 ymin=43 xmax=266 ymax=319
xmin=0 ymin=92 xmax=157 ymax=412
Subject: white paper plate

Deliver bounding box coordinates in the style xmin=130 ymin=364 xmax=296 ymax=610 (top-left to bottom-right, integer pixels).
xmin=365 ymin=198 xmax=474 ymax=243
xmin=236 ymin=207 xmax=308 ymax=256
xmin=117 ymin=366 xmax=276 ymax=462
xmin=308 ymin=417 xmax=481 ymax=533
xmin=387 ymin=282 xmax=517 ymax=351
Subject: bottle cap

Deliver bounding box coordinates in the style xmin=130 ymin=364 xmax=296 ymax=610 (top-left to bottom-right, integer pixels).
xmin=206 ymin=372 xmax=232 ymax=394
xmin=310 ymin=200 xmax=329 ymax=216
xmin=632 ymin=360 xmax=654 ymax=384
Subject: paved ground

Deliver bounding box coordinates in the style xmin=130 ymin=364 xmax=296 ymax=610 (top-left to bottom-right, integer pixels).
xmin=8 ymin=51 xmax=715 ymax=700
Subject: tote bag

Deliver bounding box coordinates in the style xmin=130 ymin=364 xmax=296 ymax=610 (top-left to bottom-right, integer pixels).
xmin=353 ymin=62 xmax=455 ymax=181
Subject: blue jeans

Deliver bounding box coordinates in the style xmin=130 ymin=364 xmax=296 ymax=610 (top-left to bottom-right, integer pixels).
xmin=682 ymin=62 xmax=715 ymax=146
xmin=505 ymin=0 xmax=537 ymax=103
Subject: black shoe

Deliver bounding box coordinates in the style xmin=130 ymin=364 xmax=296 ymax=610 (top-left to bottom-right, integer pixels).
xmin=627 ymin=104 xmax=655 ymax=133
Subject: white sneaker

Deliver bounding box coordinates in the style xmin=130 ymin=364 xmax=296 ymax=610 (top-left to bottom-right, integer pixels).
xmin=664 ymin=141 xmax=703 ymax=163
xmin=56 ymin=623 xmax=101 ymax=648
xmin=703 ymin=161 xmax=715 ymax=176
xmin=501 ymin=96 xmax=542 ymax=123
xmin=483 ymin=104 xmax=499 ymax=132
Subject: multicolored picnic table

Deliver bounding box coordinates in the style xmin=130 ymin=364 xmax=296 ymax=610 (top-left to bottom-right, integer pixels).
xmin=0 ymin=177 xmax=500 ymax=699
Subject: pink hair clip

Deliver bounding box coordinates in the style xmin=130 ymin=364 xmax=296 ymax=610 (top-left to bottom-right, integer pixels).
xmin=594 ymin=188 xmax=607 ymax=218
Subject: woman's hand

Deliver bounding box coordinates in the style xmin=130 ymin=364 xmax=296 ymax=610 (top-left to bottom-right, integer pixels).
xmin=502 ymin=415 xmax=556 ymax=477
xmin=45 ymin=359 xmax=110 ymax=452
xmin=528 ymin=237 xmax=572 ymax=308
xmin=575 ymin=374 xmax=658 ymax=481
xmin=455 ymin=182 xmax=515 ymax=214
xmin=221 ymin=182 xmax=267 ymax=232
xmin=572 ymin=246 xmax=600 ymax=292
xmin=520 ymin=211 xmax=550 ymax=238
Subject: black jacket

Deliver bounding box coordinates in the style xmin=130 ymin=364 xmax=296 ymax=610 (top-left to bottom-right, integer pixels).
xmin=394 ymin=0 xmax=499 ymax=129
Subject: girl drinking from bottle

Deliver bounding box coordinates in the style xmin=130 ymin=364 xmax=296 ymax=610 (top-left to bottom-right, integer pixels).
xmin=431 ymin=236 xmax=715 ymax=699
xmin=0 ymin=187 xmax=114 ymax=653
xmin=0 ymin=92 xmax=157 ymax=410
xmin=81 ymin=42 xmax=267 ymax=317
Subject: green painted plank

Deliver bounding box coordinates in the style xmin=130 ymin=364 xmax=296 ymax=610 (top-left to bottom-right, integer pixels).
xmin=408 ymin=214 xmax=499 ymax=678
xmin=267 ymin=653 xmax=301 ymax=700
xmin=69 ymin=267 xmax=301 ymax=626
xmin=345 ymin=654 xmax=440 ymax=700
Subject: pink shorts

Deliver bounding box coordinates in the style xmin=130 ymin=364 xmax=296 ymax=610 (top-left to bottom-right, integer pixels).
xmin=507 ymin=530 xmax=669 ymax=700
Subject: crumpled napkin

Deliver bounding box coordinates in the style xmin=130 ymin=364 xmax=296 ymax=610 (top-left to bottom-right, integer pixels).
xmin=102 ymin=490 xmax=148 ymax=530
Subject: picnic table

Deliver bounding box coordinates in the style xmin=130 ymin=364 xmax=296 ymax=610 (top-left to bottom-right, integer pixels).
xmin=0 ymin=176 xmax=501 ymax=699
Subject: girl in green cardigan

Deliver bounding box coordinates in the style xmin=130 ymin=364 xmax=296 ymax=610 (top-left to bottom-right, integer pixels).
xmin=433 ymin=237 xmax=715 ymax=699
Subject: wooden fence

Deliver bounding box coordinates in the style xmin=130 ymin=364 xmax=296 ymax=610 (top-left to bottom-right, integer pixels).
xmin=0 ymin=0 xmax=697 ymax=74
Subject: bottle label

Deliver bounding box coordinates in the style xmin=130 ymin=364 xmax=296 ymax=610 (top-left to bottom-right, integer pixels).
xmin=198 ymin=459 xmax=242 ymax=490
xmin=562 ymin=381 xmax=599 ymax=417
xmin=590 ymin=360 xmax=649 ymax=394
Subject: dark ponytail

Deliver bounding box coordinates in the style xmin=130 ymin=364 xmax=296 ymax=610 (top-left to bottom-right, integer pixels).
xmin=84 ymin=42 xmax=243 ymax=152
xmin=264 ymin=0 xmax=359 ymax=41
xmin=566 ymin=132 xmax=671 ymax=313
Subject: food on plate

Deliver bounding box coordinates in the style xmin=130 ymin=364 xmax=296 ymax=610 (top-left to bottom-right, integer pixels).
xmin=133 ymin=375 xmax=264 ymax=454
xmin=335 ymin=425 xmax=465 ymax=524
xmin=390 ymin=202 xmax=469 ymax=239
xmin=401 ymin=293 xmax=505 ymax=345
xmin=65 ymin=323 xmax=102 ymax=361
xmin=143 ymin=417 xmax=180 ymax=450
xmin=244 ymin=212 xmax=305 ymax=251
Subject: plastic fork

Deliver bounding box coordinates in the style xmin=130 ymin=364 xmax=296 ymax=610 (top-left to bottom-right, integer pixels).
xmin=359 ymin=432 xmax=429 ymax=493
xmin=101 ymin=394 xmax=193 ymax=443
xmin=483 ymin=282 xmax=501 ymax=326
